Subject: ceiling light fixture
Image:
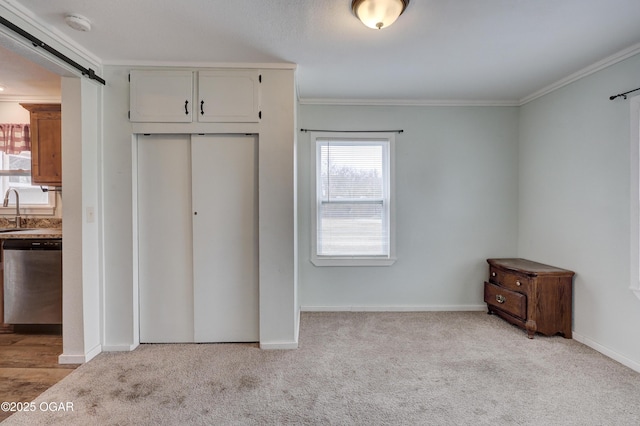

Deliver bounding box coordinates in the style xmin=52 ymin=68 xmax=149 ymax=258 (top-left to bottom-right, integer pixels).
xmin=0 ymin=85 xmax=5 ymax=92
xmin=351 ymin=0 xmax=410 ymax=30
xmin=64 ymin=14 xmax=92 ymax=32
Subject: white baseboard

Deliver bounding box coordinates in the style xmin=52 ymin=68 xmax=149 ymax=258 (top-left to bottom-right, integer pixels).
xmin=102 ymin=343 xmax=140 ymax=352
xmin=84 ymin=343 xmax=102 ymax=362
xmin=260 ymin=341 xmax=299 ymax=350
xmin=573 ymin=331 xmax=640 ymax=374
xmin=58 ymin=354 xmax=85 ymax=364
xmin=58 ymin=344 xmax=100 ymax=364
xmin=300 ymin=305 xmax=487 ymax=312
xmin=58 ymin=343 xmax=102 ymax=365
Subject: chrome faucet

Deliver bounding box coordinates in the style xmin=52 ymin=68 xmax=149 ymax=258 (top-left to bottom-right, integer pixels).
xmin=3 ymin=188 xmax=22 ymax=228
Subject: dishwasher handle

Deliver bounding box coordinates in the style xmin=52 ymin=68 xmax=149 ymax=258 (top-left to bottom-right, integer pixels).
xmin=3 ymin=239 xmax=62 ymax=250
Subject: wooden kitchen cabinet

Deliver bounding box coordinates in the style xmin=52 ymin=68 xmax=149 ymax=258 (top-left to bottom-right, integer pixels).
xmin=129 ymin=69 xmax=260 ymax=123
xmin=484 ymin=258 xmax=574 ymax=339
xmin=20 ymin=103 xmax=62 ymax=186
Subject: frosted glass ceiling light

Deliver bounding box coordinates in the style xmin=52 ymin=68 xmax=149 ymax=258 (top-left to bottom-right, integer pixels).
xmin=352 ymin=0 xmax=410 ymax=30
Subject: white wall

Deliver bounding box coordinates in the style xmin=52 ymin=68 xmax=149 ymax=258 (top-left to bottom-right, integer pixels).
xmin=518 ymin=53 xmax=640 ymax=370
xmin=60 ymin=77 xmax=102 ymax=363
xmin=298 ymin=105 xmax=519 ymax=310
xmin=101 ymin=67 xmax=136 ymax=350
xmin=0 ymin=102 xmax=30 ymax=122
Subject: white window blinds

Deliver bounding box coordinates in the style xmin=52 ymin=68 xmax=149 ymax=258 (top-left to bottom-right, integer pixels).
xmin=316 ymin=137 xmax=390 ymax=257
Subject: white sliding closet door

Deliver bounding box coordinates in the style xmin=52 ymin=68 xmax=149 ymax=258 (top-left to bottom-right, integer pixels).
xmin=191 ymin=134 xmax=259 ymax=342
xmin=138 ymin=134 xmax=194 ymax=343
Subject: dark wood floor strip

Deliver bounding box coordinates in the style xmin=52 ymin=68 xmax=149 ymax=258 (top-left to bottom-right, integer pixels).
xmin=0 ymin=330 xmax=77 ymax=422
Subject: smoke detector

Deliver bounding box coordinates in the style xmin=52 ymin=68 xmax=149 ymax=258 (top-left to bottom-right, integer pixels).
xmin=65 ymin=14 xmax=92 ymax=32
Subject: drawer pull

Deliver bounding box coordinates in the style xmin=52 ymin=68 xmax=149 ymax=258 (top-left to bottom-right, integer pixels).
xmin=496 ymin=294 xmax=506 ymax=304
xmin=516 ymin=280 xmax=521 ymax=286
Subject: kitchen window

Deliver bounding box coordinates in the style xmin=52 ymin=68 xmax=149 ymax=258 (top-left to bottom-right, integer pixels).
xmin=310 ymin=132 xmax=396 ymax=266
xmin=0 ymin=151 xmax=55 ymax=214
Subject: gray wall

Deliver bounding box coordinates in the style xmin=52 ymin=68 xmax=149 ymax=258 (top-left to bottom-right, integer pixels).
xmin=298 ymin=105 xmax=519 ymax=309
xmin=519 ymin=54 xmax=640 ymax=368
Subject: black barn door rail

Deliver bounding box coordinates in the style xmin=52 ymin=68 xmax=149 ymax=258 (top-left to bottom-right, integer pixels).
xmin=0 ymin=15 xmax=105 ymax=85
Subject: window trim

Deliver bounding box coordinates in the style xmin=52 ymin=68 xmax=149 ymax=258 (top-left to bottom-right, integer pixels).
xmin=630 ymin=96 xmax=640 ymax=301
xmin=310 ymin=131 xmax=396 ymax=267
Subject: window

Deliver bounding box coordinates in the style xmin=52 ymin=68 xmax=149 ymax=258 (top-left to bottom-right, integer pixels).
xmin=0 ymin=153 xmax=56 ymax=214
xmin=310 ymin=132 xmax=396 ymax=266
xmin=0 ymin=122 xmax=54 ymax=214
xmin=0 ymin=151 xmax=51 ymax=205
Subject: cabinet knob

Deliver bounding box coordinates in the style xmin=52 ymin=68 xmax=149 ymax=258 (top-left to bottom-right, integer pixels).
xmin=516 ymin=280 xmax=521 ymax=286
xmin=496 ymin=294 xmax=506 ymax=304
xmin=491 ymin=272 xmax=496 ymax=277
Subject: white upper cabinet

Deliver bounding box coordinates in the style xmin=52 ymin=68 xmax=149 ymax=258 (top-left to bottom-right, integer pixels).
xmin=129 ymin=70 xmax=193 ymax=122
xmin=198 ymin=70 xmax=260 ymax=122
xmin=129 ymin=69 xmax=261 ymax=123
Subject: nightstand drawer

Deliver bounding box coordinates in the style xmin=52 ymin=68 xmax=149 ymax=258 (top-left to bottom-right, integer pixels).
xmin=484 ymin=281 xmax=526 ymax=320
xmin=489 ymin=267 xmax=530 ymax=293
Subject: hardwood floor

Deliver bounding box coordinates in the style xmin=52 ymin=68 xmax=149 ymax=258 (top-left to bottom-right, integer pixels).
xmin=0 ymin=325 xmax=77 ymax=422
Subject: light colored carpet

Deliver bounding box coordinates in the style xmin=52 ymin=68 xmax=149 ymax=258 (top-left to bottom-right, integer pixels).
xmin=3 ymin=311 xmax=640 ymax=425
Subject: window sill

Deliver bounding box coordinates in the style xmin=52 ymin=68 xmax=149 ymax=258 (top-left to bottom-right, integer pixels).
xmin=0 ymin=206 xmax=56 ymax=216
xmin=311 ymin=256 xmax=397 ymax=267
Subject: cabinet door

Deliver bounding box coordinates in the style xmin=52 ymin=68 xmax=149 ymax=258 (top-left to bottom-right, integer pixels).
xmin=138 ymin=134 xmax=194 ymax=342
xmin=30 ymin=111 xmax=62 ymax=185
xmin=191 ymin=134 xmax=259 ymax=342
xmin=197 ymin=70 xmax=260 ymax=122
xmin=20 ymin=103 xmax=62 ymax=186
xmin=130 ymin=70 xmax=193 ymax=122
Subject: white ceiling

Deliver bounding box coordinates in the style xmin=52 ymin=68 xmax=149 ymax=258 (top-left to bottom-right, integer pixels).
xmin=2 ymin=0 xmax=640 ymax=103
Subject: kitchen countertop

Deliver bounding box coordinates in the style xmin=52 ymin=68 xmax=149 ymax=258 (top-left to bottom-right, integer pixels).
xmin=0 ymin=228 xmax=62 ymax=239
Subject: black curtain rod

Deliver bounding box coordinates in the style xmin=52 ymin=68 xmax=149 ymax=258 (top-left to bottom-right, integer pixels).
xmin=609 ymin=87 xmax=640 ymax=100
xmin=300 ymin=129 xmax=403 ymax=133
xmin=0 ymin=15 xmax=106 ymax=85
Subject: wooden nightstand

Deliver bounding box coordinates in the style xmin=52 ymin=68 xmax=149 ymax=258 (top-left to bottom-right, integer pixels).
xmin=485 ymin=258 xmax=574 ymax=339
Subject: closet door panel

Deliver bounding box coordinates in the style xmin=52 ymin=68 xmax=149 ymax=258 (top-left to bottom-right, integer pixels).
xmin=138 ymin=134 xmax=194 ymax=342
xmin=191 ymin=134 xmax=259 ymax=342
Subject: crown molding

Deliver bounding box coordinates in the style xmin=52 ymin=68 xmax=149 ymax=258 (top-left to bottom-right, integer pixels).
xmin=519 ymin=42 xmax=640 ymax=105
xmin=300 ymin=43 xmax=640 ymax=108
xmin=0 ymin=95 xmax=60 ymax=103
xmin=298 ymin=98 xmax=519 ymax=107
xmin=105 ymin=60 xmax=297 ymax=70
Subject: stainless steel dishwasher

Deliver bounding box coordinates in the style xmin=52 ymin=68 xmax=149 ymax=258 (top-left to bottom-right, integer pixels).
xmin=3 ymin=239 xmax=62 ymax=324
